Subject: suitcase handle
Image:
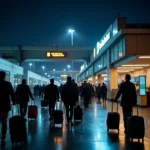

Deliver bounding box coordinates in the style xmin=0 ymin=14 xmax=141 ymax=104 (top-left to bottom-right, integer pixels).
xmin=133 ymin=105 xmax=138 ymax=116
xmin=31 ymin=99 xmax=35 ymax=106
xmin=111 ymin=100 xmax=118 ymax=113
xmin=11 ymin=104 xmax=20 ymax=117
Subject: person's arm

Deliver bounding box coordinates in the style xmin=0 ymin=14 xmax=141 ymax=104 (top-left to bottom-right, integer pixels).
xmin=56 ymin=86 xmax=60 ymax=100
xmin=28 ymin=86 xmax=34 ymax=100
xmin=115 ymin=84 xmax=123 ymax=101
xmin=9 ymin=82 xmax=16 ymax=104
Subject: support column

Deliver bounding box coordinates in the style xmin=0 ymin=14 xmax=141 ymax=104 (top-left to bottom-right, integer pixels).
xmin=107 ymin=68 xmax=118 ymax=100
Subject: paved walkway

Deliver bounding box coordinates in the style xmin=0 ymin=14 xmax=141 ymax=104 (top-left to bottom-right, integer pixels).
xmin=0 ymin=98 xmax=150 ymax=150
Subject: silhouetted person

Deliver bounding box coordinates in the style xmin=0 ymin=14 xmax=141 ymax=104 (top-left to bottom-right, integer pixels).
xmin=115 ymin=74 xmax=137 ymax=134
xmin=81 ymin=82 xmax=92 ymax=109
xmin=62 ymin=77 xmax=78 ymax=126
xmin=0 ymin=71 xmax=16 ymax=143
xmin=15 ymin=79 xmax=34 ymax=117
xmin=96 ymin=83 xmax=102 ymax=103
xmin=44 ymin=79 xmax=59 ymax=120
xmin=101 ymin=83 xmax=108 ymax=106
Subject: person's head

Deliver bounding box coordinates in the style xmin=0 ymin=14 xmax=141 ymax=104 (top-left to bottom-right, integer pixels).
xmin=84 ymin=81 xmax=86 ymax=84
xmin=22 ymin=79 xmax=26 ymax=85
xmin=72 ymin=79 xmax=75 ymax=83
xmin=98 ymin=83 xmax=100 ymax=86
xmin=125 ymin=74 xmax=131 ymax=81
xmin=0 ymin=71 xmax=6 ymax=80
xmin=50 ymin=79 xmax=54 ymax=84
xmin=67 ymin=76 xmax=72 ymax=82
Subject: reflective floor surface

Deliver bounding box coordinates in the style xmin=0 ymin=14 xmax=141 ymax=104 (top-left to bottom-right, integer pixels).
xmin=0 ymin=98 xmax=150 ymax=150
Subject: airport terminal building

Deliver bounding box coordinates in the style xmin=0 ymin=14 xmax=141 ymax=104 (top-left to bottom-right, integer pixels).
xmin=77 ymin=17 xmax=150 ymax=107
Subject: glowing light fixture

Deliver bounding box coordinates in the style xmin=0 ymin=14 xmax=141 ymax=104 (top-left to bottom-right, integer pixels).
xmin=101 ymin=74 xmax=107 ymax=77
xmin=139 ymin=56 xmax=150 ymax=59
xmin=60 ymin=74 xmax=67 ymax=77
xmin=122 ymin=64 xmax=149 ymax=67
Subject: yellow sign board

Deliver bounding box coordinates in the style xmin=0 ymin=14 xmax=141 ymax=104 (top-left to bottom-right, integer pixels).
xmin=47 ymin=52 xmax=66 ymax=58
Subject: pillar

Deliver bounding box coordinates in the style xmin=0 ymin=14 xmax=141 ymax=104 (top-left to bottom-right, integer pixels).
xmin=107 ymin=68 xmax=118 ymax=100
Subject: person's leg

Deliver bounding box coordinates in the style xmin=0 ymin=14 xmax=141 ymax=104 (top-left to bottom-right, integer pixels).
xmin=70 ymin=105 xmax=73 ymax=124
xmin=65 ymin=105 xmax=69 ymax=124
xmin=23 ymin=102 xmax=28 ymax=116
xmin=48 ymin=104 xmax=52 ymax=118
xmin=51 ymin=103 xmax=55 ymax=118
xmin=1 ymin=112 xmax=8 ymax=142
xmin=19 ymin=103 xmax=24 ymax=116
xmin=122 ymin=106 xmax=132 ymax=133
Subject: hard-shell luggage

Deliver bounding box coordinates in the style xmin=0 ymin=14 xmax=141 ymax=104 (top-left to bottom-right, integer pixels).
xmin=28 ymin=100 xmax=37 ymax=119
xmin=53 ymin=102 xmax=63 ymax=127
xmin=106 ymin=101 xmax=120 ymax=133
xmin=41 ymin=100 xmax=48 ymax=107
xmin=9 ymin=105 xmax=27 ymax=145
xmin=127 ymin=106 xmax=145 ymax=142
xmin=74 ymin=105 xmax=83 ymax=121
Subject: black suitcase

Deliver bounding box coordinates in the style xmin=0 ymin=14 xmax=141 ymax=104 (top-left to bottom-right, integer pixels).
xmin=9 ymin=115 xmax=27 ymax=145
xmin=53 ymin=110 xmax=63 ymax=126
xmin=41 ymin=100 xmax=48 ymax=107
xmin=74 ymin=105 xmax=83 ymax=121
xmin=127 ymin=107 xmax=145 ymax=142
xmin=106 ymin=101 xmax=120 ymax=133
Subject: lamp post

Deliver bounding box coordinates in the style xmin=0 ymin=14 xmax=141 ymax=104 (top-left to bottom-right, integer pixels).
xmin=29 ymin=63 xmax=33 ymax=71
xmin=68 ymin=29 xmax=75 ymax=46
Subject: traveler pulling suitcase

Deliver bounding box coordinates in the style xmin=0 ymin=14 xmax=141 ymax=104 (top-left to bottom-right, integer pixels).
xmin=9 ymin=105 xmax=27 ymax=145
xmin=127 ymin=106 xmax=145 ymax=142
xmin=41 ymin=99 xmax=48 ymax=107
xmin=28 ymin=100 xmax=38 ymax=120
xmin=74 ymin=105 xmax=83 ymax=121
xmin=53 ymin=102 xmax=63 ymax=127
xmin=106 ymin=101 xmax=120 ymax=133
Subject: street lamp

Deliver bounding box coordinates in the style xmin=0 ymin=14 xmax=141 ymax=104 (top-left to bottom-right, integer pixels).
xmin=29 ymin=63 xmax=33 ymax=71
xmin=68 ymin=29 xmax=75 ymax=46
xmin=53 ymin=69 xmax=56 ymax=72
xmin=45 ymin=73 xmax=47 ymax=75
xmin=64 ymin=69 xmax=66 ymax=72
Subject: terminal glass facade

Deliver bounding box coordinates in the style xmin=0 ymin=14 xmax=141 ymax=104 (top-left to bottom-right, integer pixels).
xmin=0 ymin=69 xmax=10 ymax=81
xmin=14 ymin=74 xmax=22 ymax=90
xmin=110 ymin=37 xmax=125 ymax=63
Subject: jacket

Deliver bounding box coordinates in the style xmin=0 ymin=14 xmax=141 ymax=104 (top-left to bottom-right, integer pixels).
xmin=115 ymin=81 xmax=137 ymax=107
xmin=44 ymin=84 xmax=59 ymax=104
xmin=62 ymin=81 xmax=78 ymax=105
xmin=0 ymin=80 xmax=15 ymax=112
xmin=15 ymin=84 xmax=34 ymax=103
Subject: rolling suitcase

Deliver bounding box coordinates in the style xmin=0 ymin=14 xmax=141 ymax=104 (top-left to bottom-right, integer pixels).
xmin=106 ymin=101 xmax=120 ymax=133
xmin=9 ymin=105 xmax=27 ymax=145
xmin=41 ymin=100 xmax=48 ymax=107
xmin=127 ymin=106 xmax=145 ymax=142
xmin=74 ymin=105 xmax=83 ymax=121
xmin=28 ymin=100 xmax=38 ymax=119
xmin=53 ymin=102 xmax=63 ymax=127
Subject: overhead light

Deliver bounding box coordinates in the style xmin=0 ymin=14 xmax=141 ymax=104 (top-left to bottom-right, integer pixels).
xmin=62 ymin=80 xmax=66 ymax=83
xmin=60 ymin=74 xmax=67 ymax=77
xmin=122 ymin=64 xmax=149 ymax=67
xmin=118 ymin=70 xmax=129 ymax=72
xmin=139 ymin=56 xmax=150 ymax=59
xmin=101 ymin=74 xmax=107 ymax=77
xmin=88 ymin=77 xmax=92 ymax=81
xmin=119 ymin=67 xmax=143 ymax=69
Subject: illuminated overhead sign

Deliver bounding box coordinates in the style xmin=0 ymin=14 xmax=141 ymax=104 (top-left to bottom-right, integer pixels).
xmin=97 ymin=32 xmax=110 ymax=54
xmin=47 ymin=52 xmax=66 ymax=58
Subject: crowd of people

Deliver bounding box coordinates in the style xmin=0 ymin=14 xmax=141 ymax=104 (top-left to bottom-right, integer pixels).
xmin=0 ymin=70 xmax=137 ymax=144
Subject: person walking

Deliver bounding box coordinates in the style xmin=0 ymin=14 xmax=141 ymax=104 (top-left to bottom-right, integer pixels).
xmin=115 ymin=74 xmax=137 ymax=134
xmin=62 ymin=77 xmax=78 ymax=127
xmin=44 ymin=79 xmax=59 ymax=120
xmin=101 ymin=83 xmax=108 ymax=106
xmin=96 ymin=83 xmax=102 ymax=103
xmin=0 ymin=71 xmax=16 ymax=144
xmin=15 ymin=79 xmax=34 ymax=117
xmin=81 ymin=81 xmax=92 ymax=109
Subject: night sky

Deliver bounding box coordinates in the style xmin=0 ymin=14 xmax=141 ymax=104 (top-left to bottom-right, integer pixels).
xmin=0 ymin=0 xmax=150 ymax=46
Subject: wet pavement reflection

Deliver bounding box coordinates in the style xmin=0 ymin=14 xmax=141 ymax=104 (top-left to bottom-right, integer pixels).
xmin=0 ymin=98 xmax=150 ymax=150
